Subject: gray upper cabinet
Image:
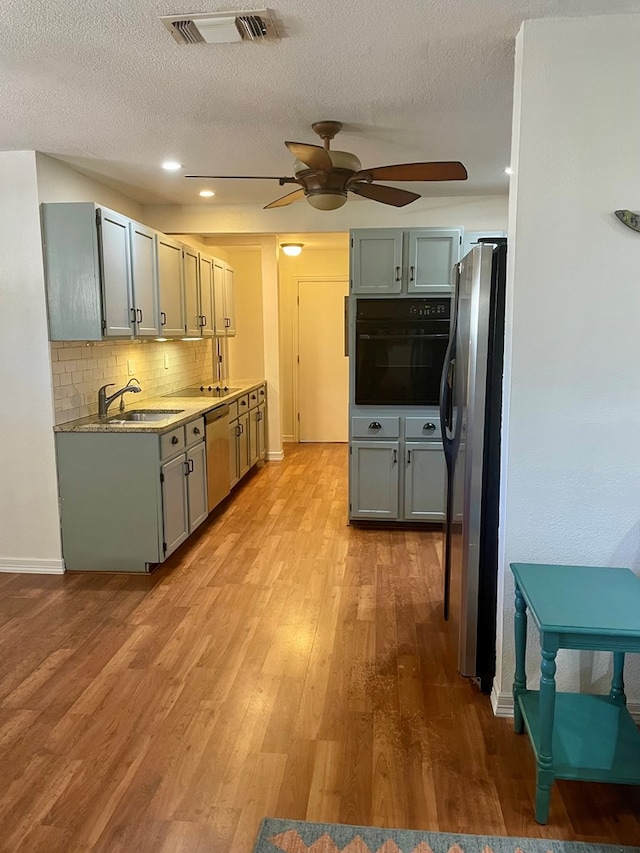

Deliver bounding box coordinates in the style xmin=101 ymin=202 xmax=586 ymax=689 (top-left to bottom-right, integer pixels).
xmin=407 ymin=229 xmax=461 ymax=293
xmin=351 ymin=229 xmax=403 ymax=294
xmin=100 ymin=209 xmax=134 ymax=336
xmin=223 ymin=264 xmax=236 ymax=336
xmin=350 ymin=227 xmax=462 ymax=295
xmin=199 ymin=254 xmax=216 ymax=337
xmin=156 ymin=235 xmax=184 ymax=337
xmin=129 ymin=221 xmax=160 ymax=337
xmin=182 ymin=246 xmax=201 ymax=338
xmin=214 ymin=259 xmax=236 ymax=336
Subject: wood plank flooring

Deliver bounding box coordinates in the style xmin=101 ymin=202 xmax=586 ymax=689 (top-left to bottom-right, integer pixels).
xmin=0 ymin=443 xmax=639 ymax=851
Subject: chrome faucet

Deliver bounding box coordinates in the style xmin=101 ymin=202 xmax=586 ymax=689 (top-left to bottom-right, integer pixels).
xmin=98 ymin=378 xmax=142 ymax=419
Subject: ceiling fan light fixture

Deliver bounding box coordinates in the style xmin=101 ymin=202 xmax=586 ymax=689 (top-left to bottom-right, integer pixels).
xmin=306 ymin=192 xmax=347 ymax=211
xmin=281 ymin=243 xmax=304 ymax=256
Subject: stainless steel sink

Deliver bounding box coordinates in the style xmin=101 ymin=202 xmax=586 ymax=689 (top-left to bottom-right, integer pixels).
xmin=106 ymin=409 xmax=184 ymax=424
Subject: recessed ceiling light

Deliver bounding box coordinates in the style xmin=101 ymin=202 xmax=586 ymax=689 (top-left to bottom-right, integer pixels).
xmin=199 ymin=190 xmax=215 ymax=198
xmin=504 ymin=166 xmax=514 ymax=175
xmin=162 ymin=161 xmax=182 ymax=171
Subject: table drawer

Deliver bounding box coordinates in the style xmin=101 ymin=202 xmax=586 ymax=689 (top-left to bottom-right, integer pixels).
xmin=352 ymin=416 xmax=400 ymax=439
xmin=160 ymin=425 xmax=185 ymax=459
xmin=405 ymin=416 xmax=442 ymax=440
xmin=185 ymin=416 xmax=205 ymax=447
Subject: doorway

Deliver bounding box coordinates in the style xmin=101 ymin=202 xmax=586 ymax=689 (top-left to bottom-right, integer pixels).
xmin=296 ymin=277 xmax=349 ymax=442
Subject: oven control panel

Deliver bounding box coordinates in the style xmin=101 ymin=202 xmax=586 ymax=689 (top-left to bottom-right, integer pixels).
xmin=356 ymin=297 xmax=451 ymax=321
xmin=408 ymin=302 xmax=448 ymax=318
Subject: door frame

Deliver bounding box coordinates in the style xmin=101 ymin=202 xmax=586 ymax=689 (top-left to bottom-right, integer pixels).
xmin=293 ymin=276 xmax=349 ymax=443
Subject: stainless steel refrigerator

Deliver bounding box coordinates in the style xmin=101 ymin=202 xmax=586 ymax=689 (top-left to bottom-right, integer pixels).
xmin=439 ymin=240 xmax=507 ymax=694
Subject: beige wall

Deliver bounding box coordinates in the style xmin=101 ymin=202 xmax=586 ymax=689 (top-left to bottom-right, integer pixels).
xmin=224 ymin=248 xmax=265 ymax=382
xmin=279 ymin=244 xmax=349 ymax=441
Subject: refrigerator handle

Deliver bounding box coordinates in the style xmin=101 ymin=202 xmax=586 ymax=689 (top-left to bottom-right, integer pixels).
xmin=439 ymin=343 xmax=455 ymax=459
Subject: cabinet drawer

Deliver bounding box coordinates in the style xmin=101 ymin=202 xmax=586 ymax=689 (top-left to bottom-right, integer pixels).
xmin=228 ymin=400 xmax=239 ymax=420
xmin=405 ymin=416 xmax=442 ymax=440
xmin=351 ymin=416 xmax=400 ymax=439
xmin=185 ymin=417 xmax=205 ymax=447
xmin=257 ymin=384 xmax=266 ymax=404
xmin=160 ymin=426 xmax=185 ymax=459
xmin=248 ymin=388 xmax=260 ymax=410
xmin=237 ymin=394 xmax=250 ymax=415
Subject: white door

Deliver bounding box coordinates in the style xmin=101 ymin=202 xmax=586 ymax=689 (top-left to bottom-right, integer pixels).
xmin=298 ymin=278 xmax=349 ymax=442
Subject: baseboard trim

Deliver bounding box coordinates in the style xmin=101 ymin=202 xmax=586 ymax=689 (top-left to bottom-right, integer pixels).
xmin=491 ymin=688 xmax=640 ymax=723
xmin=0 ymin=557 xmax=65 ymax=575
xmin=282 ymin=435 xmax=295 ymax=443
xmin=266 ymin=450 xmax=285 ymax=461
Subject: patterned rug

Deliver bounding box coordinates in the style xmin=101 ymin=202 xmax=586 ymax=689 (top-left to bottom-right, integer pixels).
xmin=252 ymin=819 xmax=640 ymax=853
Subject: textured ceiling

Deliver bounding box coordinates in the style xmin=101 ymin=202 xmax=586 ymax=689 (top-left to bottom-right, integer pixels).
xmin=2 ymin=0 xmax=639 ymax=207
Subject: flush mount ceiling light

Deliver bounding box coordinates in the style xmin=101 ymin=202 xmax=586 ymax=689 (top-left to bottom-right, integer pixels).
xmin=186 ymin=120 xmax=467 ymax=211
xmin=162 ymin=161 xmax=182 ymax=171
xmin=199 ymin=190 xmax=215 ymax=197
xmin=281 ymin=243 xmax=303 ymax=256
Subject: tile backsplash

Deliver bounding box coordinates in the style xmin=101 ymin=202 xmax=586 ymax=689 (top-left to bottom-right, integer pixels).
xmin=51 ymin=339 xmax=215 ymax=425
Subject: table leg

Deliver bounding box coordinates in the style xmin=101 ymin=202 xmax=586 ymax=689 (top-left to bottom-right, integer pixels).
xmin=610 ymin=652 xmax=626 ymax=705
xmin=535 ymin=639 xmax=557 ymax=824
xmin=513 ymin=583 xmax=527 ymax=734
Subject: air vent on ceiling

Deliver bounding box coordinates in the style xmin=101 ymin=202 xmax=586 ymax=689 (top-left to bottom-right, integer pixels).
xmin=161 ymin=9 xmax=279 ymax=44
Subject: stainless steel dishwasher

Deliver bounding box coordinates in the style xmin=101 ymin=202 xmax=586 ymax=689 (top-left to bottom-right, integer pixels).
xmin=205 ymin=405 xmax=231 ymax=511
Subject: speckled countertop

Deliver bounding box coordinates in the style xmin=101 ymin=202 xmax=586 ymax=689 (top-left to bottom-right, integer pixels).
xmin=54 ymin=379 xmax=266 ymax=434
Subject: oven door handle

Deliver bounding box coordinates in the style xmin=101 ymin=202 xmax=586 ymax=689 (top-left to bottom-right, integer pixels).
xmin=357 ymin=333 xmax=450 ymax=340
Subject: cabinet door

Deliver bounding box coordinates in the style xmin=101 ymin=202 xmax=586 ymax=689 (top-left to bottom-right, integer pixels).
xmin=213 ymin=259 xmax=226 ymax=336
xmin=224 ymin=264 xmax=236 ymax=336
xmin=403 ymin=442 xmax=446 ymax=521
xmin=349 ymin=441 xmax=400 ymax=519
xmin=238 ymin=412 xmax=250 ymax=478
xmin=229 ymin=420 xmax=240 ymax=488
xmin=129 ymin=221 xmax=160 ymax=336
xmin=183 ymin=247 xmax=202 ymax=337
xmin=157 ymin=236 xmax=185 ymax=337
xmin=407 ymin=229 xmax=462 ymax=294
xmin=351 ymin=230 xmax=403 ymax=294
xmin=249 ymin=408 xmax=259 ymax=468
xmin=257 ymin=403 xmax=266 ymax=460
xmin=161 ymin=454 xmax=189 ymax=557
xmin=99 ymin=208 xmax=133 ymax=337
xmin=199 ymin=255 xmax=215 ymax=337
xmin=186 ymin=441 xmax=208 ymax=532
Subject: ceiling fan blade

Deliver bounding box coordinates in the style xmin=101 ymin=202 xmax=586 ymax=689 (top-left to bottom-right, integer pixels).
xmin=185 ymin=175 xmax=298 ymax=182
xmin=285 ymin=142 xmax=333 ymax=171
xmin=263 ymin=188 xmax=306 ymax=209
xmin=349 ymin=183 xmax=420 ymax=207
xmin=354 ymin=162 xmax=468 ymax=182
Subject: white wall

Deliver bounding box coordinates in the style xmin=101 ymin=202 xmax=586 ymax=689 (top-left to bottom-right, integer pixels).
xmin=142 ymin=194 xmax=508 ymax=236
xmin=0 ymin=152 xmax=63 ymax=572
xmin=495 ymin=15 xmax=640 ymax=711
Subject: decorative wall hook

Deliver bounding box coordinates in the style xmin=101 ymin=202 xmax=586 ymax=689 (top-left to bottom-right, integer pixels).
xmin=615 ymin=209 xmax=640 ymax=233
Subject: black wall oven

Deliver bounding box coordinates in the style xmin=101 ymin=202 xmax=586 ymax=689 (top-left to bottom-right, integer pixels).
xmin=355 ymin=297 xmax=451 ymax=406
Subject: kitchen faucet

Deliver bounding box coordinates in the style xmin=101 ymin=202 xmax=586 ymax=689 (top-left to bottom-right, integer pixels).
xmin=98 ymin=378 xmax=142 ymax=418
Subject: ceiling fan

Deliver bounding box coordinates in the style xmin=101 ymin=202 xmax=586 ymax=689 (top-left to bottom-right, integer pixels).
xmin=185 ymin=121 xmax=468 ymax=210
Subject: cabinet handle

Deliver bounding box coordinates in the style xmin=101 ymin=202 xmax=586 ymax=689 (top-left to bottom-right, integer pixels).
xmin=260 ymin=389 xmax=265 ymax=396
xmin=188 ymin=458 xmax=194 ymax=474
xmin=251 ymin=394 xmax=257 ymax=400
xmin=200 ymin=315 xmax=207 ymax=327
xmin=137 ymin=308 xmax=143 ymax=323
xmin=369 ymin=421 xmax=382 ymax=430
xmin=395 ymin=266 xmax=401 ymax=282
xmin=407 ymin=450 xmax=412 ymax=464
xmin=184 ymin=460 xmax=190 ymax=476
xmin=393 ymin=449 xmax=397 ymax=464
xmin=423 ymin=422 xmax=436 ymax=431
xmin=193 ymin=427 xmax=200 ymax=435
xmin=240 ymin=400 xmax=247 ymax=407
xmin=225 ymin=317 xmax=231 ymax=328
xmin=130 ymin=308 xmax=136 ymax=324
xmin=171 ymin=436 xmax=179 ymax=445
xmin=236 ymin=424 xmax=242 ymax=436
xmin=409 ymin=266 xmax=415 ymax=282
xmin=160 ymin=312 xmax=167 ymax=326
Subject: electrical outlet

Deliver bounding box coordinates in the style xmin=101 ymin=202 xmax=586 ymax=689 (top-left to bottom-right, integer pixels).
xmin=163 ymin=353 xmax=169 ymax=370
xmin=127 ymin=360 xmax=135 ymax=376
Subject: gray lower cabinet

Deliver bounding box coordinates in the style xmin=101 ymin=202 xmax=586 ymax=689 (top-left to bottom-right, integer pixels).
xmin=56 ymin=416 xmax=207 ymax=572
xmin=404 ymin=442 xmax=446 ymax=521
xmin=349 ymin=415 xmax=446 ymax=522
xmin=350 ymin=441 xmax=400 ymax=519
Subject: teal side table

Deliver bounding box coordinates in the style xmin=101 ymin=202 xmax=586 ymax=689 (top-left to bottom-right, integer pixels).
xmin=511 ymin=562 xmax=640 ymax=824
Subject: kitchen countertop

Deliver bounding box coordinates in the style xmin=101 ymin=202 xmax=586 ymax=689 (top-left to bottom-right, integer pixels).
xmin=54 ymin=379 xmax=266 ymax=434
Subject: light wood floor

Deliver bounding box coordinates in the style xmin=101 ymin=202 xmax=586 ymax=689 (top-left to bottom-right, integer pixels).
xmin=1 ymin=444 xmax=639 ymax=852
